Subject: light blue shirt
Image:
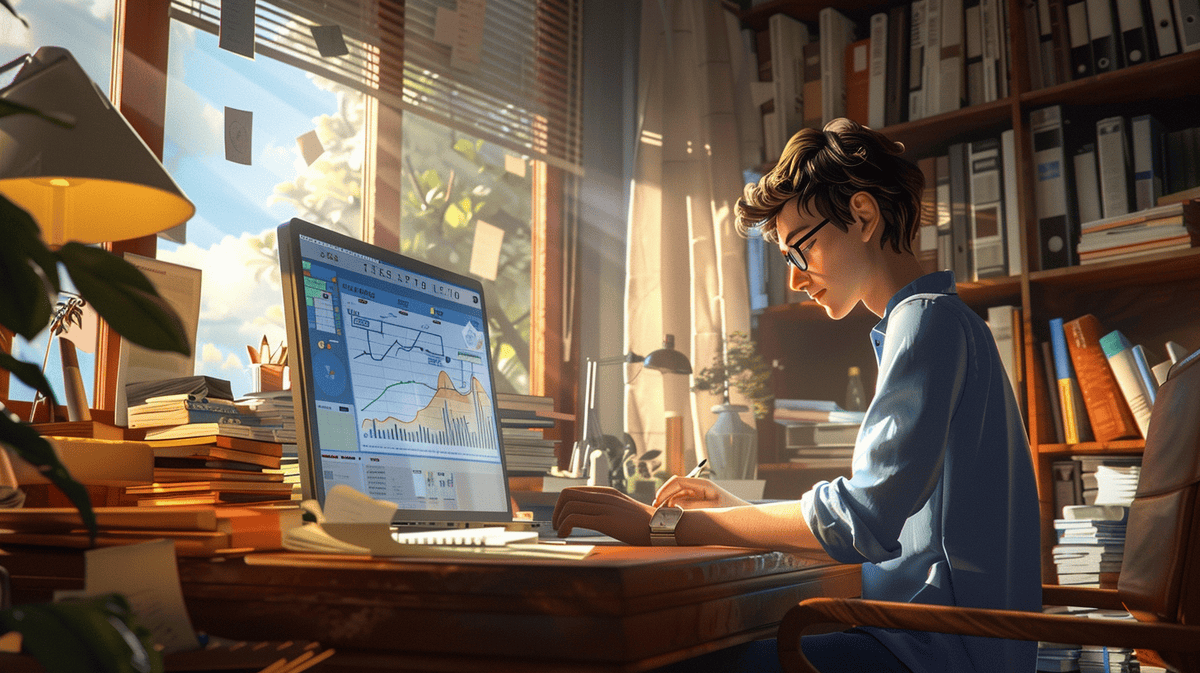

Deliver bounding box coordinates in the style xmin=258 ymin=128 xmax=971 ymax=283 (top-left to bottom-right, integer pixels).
xmin=799 ymin=270 xmax=1041 ymax=673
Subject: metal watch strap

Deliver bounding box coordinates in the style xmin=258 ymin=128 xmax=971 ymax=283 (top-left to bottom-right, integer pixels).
xmin=649 ymin=505 xmax=684 ymax=546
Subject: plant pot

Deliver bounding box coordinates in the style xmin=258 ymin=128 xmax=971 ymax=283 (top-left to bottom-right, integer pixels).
xmin=704 ymin=404 xmax=758 ymax=480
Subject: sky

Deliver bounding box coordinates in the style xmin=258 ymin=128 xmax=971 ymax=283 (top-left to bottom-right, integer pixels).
xmin=2 ymin=0 xmax=362 ymax=403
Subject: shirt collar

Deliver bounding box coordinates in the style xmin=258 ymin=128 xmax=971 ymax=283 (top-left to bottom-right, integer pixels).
xmin=870 ymin=270 xmax=958 ymax=361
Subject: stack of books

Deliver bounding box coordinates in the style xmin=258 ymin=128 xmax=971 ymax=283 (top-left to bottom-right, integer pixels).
xmin=779 ymin=420 xmax=861 ymax=469
xmin=0 ymin=505 xmax=303 ymax=557
xmin=1035 ymin=637 xmax=1081 ymax=672
xmin=1078 ymin=610 xmax=1140 ymax=673
xmin=236 ymin=389 xmax=298 ymax=444
xmin=773 ymin=399 xmax=866 ymax=425
xmin=1052 ymin=504 xmax=1128 ymax=589
xmin=496 ymin=393 xmax=569 ymax=476
xmin=1077 ymin=200 xmax=1199 ymax=265
xmin=140 ymin=434 xmax=296 ymax=507
xmin=129 ymin=393 xmax=279 ymax=443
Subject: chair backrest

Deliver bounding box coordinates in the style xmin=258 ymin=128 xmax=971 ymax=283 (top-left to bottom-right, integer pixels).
xmin=1119 ymin=347 xmax=1200 ymax=629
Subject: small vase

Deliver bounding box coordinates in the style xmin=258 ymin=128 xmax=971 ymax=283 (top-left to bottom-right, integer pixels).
xmin=704 ymin=404 xmax=758 ymax=480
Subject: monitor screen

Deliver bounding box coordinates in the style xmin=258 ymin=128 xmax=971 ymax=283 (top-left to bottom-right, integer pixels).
xmin=278 ymin=219 xmax=511 ymax=525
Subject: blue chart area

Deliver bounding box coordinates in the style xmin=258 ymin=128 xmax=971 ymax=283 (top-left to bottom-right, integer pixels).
xmin=345 ymin=298 xmax=497 ymax=461
xmin=313 ymin=349 xmax=347 ymax=397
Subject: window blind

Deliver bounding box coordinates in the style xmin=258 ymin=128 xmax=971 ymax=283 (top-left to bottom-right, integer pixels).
xmin=169 ymin=0 xmax=583 ymax=174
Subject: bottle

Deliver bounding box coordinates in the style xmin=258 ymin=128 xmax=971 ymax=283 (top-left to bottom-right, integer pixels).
xmin=845 ymin=366 xmax=867 ymax=412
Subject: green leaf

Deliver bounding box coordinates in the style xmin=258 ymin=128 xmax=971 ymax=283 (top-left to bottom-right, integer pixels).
xmin=0 ymin=414 xmax=96 ymax=540
xmin=55 ymin=243 xmax=190 ymax=356
xmin=452 ymin=137 xmax=477 ymax=162
xmin=0 ymin=594 xmax=162 ymax=673
xmin=0 ymin=352 xmax=58 ymax=409
xmin=0 ymin=196 xmax=58 ymax=339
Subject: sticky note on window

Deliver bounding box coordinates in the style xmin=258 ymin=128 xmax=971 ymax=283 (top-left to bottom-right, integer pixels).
xmin=311 ymin=24 xmax=349 ymax=57
xmin=434 ymin=7 xmax=458 ymax=46
xmin=219 ymin=0 xmax=256 ymax=59
xmin=225 ymin=107 xmax=253 ymax=165
xmin=297 ymin=129 xmax=325 ymax=166
xmin=469 ymin=220 xmax=504 ymax=281
xmin=504 ymin=154 xmax=526 ymax=177
xmin=450 ymin=0 xmax=486 ymax=72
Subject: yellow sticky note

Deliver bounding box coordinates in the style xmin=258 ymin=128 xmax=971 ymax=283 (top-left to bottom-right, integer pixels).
xmin=469 ymin=220 xmax=505 ymax=281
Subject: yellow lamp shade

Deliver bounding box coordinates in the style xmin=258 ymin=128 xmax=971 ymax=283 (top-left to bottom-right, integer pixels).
xmin=0 ymin=46 xmax=194 ymax=246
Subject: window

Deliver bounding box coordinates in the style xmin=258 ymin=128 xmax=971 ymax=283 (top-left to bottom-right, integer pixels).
xmin=0 ymin=0 xmax=115 ymax=407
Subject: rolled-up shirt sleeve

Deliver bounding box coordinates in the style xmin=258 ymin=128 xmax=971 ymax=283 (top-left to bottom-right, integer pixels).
xmin=800 ymin=296 xmax=970 ymax=565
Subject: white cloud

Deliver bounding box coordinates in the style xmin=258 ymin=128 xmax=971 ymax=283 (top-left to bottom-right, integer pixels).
xmin=221 ymin=353 xmax=243 ymax=371
xmin=160 ymin=227 xmax=287 ymax=348
xmin=202 ymin=342 xmax=224 ymax=363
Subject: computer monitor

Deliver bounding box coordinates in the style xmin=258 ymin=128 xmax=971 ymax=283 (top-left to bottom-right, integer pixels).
xmin=277 ymin=218 xmax=512 ymax=527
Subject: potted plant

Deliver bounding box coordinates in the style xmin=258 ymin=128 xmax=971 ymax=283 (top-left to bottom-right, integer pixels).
xmin=690 ymin=332 xmax=775 ymax=480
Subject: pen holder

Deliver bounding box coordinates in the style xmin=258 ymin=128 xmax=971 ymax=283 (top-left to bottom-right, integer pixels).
xmin=251 ymin=363 xmax=289 ymax=393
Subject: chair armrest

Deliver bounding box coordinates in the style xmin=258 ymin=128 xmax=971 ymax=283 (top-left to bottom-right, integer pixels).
xmin=778 ymin=597 xmax=1200 ymax=673
xmin=1041 ymin=583 xmax=1126 ymax=610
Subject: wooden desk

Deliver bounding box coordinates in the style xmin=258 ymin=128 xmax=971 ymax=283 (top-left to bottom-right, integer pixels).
xmin=1 ymin=544 xmax=860 ymax=672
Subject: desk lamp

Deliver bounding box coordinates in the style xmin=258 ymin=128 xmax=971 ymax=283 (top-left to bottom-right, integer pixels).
xmin=0 ymin=46 xmax=195 ymax=420
xmin=572 ymin=335 xmax=692 ymax=488
xmin=0 ymin=46 xmax=194 ymax=246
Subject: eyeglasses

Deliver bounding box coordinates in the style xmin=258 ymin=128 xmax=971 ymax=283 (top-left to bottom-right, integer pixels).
xmin=782 ymin=218 xmax=831 ymax=271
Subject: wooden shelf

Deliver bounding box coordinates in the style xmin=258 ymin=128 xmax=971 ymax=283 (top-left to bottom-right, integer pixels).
xmin=1034 ymin=439 xmax=1145 ymax=456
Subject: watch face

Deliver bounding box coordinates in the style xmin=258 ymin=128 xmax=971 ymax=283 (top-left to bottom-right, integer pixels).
xmin=650 ymin=506 xmax=684 ymax=530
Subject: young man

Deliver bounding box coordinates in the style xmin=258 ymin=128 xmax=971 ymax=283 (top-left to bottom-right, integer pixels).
xmin=552 ymin=119 xmax=1041 ymax=672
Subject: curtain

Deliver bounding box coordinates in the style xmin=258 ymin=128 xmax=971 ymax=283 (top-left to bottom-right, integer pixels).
xmin=624 ymin=0 xmax=753 ymax=468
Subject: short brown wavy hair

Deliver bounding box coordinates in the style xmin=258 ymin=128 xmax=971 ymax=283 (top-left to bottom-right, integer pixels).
xmin=735 ymin=118 xmax=924 ymax=254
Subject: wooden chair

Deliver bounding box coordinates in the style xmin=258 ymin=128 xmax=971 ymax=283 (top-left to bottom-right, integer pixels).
xmin=778 ymin=348 xmax=1200 ymax=672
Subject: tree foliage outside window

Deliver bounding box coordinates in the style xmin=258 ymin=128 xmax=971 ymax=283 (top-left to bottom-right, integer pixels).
xmin=267 ymin=80 xmax=535 ymax=395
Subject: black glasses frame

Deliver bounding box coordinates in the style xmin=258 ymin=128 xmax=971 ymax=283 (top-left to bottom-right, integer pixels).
xmin=782 ymin=218 xmax=831 ymax=271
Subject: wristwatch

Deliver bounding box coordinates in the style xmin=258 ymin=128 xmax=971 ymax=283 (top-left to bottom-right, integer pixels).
xmin=649 ymin=504 xmax=685 ymax=546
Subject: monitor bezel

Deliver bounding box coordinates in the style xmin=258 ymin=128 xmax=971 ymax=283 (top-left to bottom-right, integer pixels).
xmin=277 ymin=218 xmax=513 ymax=525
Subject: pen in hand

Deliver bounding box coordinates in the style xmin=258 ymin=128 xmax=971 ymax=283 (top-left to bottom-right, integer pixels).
xmin=685 ymin=459 xmax=708 ymax=479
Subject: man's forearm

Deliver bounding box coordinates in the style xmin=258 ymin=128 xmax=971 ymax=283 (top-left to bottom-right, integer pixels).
xmin=673 ymin=500 xmax=827 ymax=553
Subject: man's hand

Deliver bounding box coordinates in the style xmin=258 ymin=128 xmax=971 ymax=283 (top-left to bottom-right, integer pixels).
xmin=552 ymin=486 xmax=656 ymax=545
xmin=653 ymin=476 xmax=751 ymax=510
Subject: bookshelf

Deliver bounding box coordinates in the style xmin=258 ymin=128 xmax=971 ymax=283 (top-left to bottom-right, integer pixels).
xmin=738 ymin=0 xmax=1200 ymax=580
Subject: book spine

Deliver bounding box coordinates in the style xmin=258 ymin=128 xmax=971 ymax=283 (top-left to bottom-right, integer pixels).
xmin=1131 ymin=343 xmax=1158 ymax=404
xmin=869 ymin=12 xmax=888 ymax=128
xmin=939 ymin=0 xmax=965 ymax=113
xmin=1041 ymin=340 xmax=1067 ymax=443
xmin=988 ymin=305 xmax=1019 ymax=394
xmin=949 ymin=141 xmax=973 ymax=280
xmin=1073 ymin=142 xmax=1103 ymax=225
xmin=1047 ymin=0 xmax=1076 ymax=81
xmin=1050 ymin=317 xmax=1093 ymax=443
xmin=1148 ymin=0 xmax=1181 ymax=56
xmin=917 ymin=156 xmax=941 ymax=273
xmin=1024 ymin=0 xmax=1047 ymax=89
xmin=1096 ymin=116 xmax=1132 ymax=218
xmin=886 ymin=3 xmax=911 ymax=126
xmin=1063 ymin=314 xmax=1141 ymax=442
xmin=924 ymin=0 xmax=944 ymax=117
xmin=980 ymin=0 xmax=1003 ymax=101
xmin=1066 ymin=0 xmax=1094 ymax=78
xmin=1113 ymin=0 xmax=1150 ymax=65
xmin=1099 ymin=329 xmax=1153 ymax=437
xmin=969 ymin=137 xmax=1006 ymax=279
xmin=1001 ymin=129 xmax=1023 ymax=275
xmin=1036 ymin=0 xmax=1058 ymax=85
xmin=908 ymin=0 xmax=929 ymax=120
xmin=845 ymin=38 xmax=872 ymax=124
xmin=1086 ymin=0 xmax=1121 ymax=72
xmin=820 ymin=6 xmax=857 ymax=124
xmin=769 ymin=14 xmax=809 ymax=151
xmin=1131 ymin=113 xmax=1164 ymax=210
xmin=936 ymin=153 xmax=954 ymax=270
xmin=1176 ymin=0 xmax=1200 ymax=52
xmin=965 ymin=0 xmax=986 ymax=106
xmin=802 ymin=41 xmax=823 ymax=131
xmin=1031 ymin=105 xmax=1078 ymax=269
